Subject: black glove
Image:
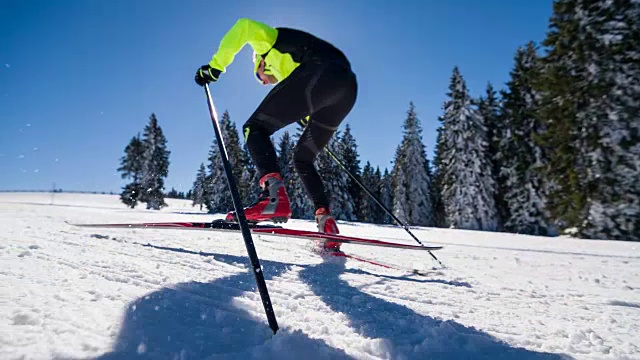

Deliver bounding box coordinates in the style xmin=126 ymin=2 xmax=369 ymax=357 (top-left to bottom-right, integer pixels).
xmin=194 ymin=65 xmax=221 ymax=86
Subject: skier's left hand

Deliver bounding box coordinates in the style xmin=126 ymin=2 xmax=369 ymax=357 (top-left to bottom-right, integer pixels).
xmin=195 ymin=65 xmax=221 ymax=86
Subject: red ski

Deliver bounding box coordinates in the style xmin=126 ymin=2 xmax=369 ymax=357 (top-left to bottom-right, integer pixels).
xmin=67 ymin=220 xmax=442 ymax=252
xmin=326 ymin=251 xmax=436 ymax=275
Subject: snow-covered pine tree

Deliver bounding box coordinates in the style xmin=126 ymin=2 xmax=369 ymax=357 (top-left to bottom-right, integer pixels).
xmin=500 ymin=42 xmax=552 ymax=236
xmin=379 ymin=168 xmax=393 ymax=224
xmin=221 ymin=111 xmax=247 ymax=202
xmin=166 ymin=188 xmax=179 ymax=198
xmin=478 ymin=83 xmax=507 ymax=229
xmin=537 ymin=0 xmax=640 ymax=240
xmin=437 ymin=68 xmax=499 ymax=231
xmin=203 ymin=111 xmax=246 ymax=214
xmin=391 ymin=102 xmax=434 ymax=226
xmin=576 ymin=0 xmax=640 ymax=240
xmin=240 ymin=142 xmax=261 ymax=205
xmin=338 ymin=124 xmax=363 ymax=220
xmin=358 ymin=161 xmax=380 ymax=223
xmin=431 ymin=128 xmax=447 ymax=227
xmin=392 ymin=144 xmax=409 ymax=224
xmin=536 ymin=0 xmax=591 ymax=232
xmin=139 ymin=114 xmax=170 ymax=210
xmin=118 ymin=134 xmax=145 ymax=208
xmin=277 ymin=131 xmax=296 ymax=202
xmin=204 ymin=138 xmax=231 ymax=214
xmin=289 ymin=127 xmax=314 ymax=219
xmin=191 ymin=163 xmax=207 ymax=210
xmin=315 ymin=131 xmax=356 ymax=220
xmin=372 ymin=166 xmax=384 ymax=224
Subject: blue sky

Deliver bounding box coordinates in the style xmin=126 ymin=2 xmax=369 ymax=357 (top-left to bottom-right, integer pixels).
xmin=0 ymin=0 xmax=553 ymax=193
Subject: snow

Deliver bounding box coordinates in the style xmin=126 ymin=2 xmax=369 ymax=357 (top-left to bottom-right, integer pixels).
xmin=1 ymin=192 xmax=639 ymax=359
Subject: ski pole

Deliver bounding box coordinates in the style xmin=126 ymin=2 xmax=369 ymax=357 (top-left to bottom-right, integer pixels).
xmin=325 ymin=148 xmax=443 ymax=268
xmin=297 ymin=119 xmax=444 ymax=268
xmin=205 ymin=84 xmax=279 ymax=334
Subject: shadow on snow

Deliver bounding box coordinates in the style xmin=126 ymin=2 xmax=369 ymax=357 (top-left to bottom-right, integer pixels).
xmin=96 ymin=243 xmax=568 ymax=360
xmin=299 ymin=259 xmax=567 ymax=360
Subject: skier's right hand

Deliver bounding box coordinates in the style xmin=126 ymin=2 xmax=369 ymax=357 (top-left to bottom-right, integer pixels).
xmin=194 ymin=65 xmax=221 ymax=86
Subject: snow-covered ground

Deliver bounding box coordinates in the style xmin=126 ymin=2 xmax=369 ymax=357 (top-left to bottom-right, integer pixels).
xmin=1 ymin=192 xmax=638 ymax=360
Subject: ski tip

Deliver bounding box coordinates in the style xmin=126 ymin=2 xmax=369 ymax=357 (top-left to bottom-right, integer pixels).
xmin=65 ymin=221 xmax=103 ymax=227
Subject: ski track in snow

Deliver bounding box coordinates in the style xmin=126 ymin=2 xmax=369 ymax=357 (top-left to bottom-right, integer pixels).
xmin=1 ymin=193 xmax=638 ymax=360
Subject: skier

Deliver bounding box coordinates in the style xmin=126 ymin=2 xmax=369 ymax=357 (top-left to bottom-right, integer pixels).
xmin=194 ymin=18 xmax=357 ymax=251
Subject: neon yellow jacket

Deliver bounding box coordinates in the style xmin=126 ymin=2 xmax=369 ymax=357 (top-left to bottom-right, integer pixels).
xmin=208 ymin=18 xmax=349 ymax=82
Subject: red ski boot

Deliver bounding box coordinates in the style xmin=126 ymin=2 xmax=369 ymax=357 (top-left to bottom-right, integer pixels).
xmin=315 ymin=207 xmax=341 ymax=252
xmin=225 ymin=172 xmax=291 ymax=223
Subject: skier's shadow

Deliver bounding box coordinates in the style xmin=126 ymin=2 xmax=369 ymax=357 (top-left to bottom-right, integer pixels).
xmin=300 ymin=258 xmax=569 ymax=360
xmin=96 ymin=247 xmax=353 ymax=360
xmin=97 ymin=244 xmax=568 ymax=359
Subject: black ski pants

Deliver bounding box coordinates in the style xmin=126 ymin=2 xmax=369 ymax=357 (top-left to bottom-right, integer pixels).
xmin=243 ymin=60 xmax=357 ymax=211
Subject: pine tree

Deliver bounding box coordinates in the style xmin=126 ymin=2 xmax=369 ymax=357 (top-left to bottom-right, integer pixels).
xmin=431 ymin=128 xmax=447 ymax=227
xmin=478 ymin=83 xmax=507 ymax=229
xmin=478 ymin=83 xmax=501 ymax=165
xmin=359 ymin=162 xmax=380 ymax=223
xmin=166 ymin=188 xmax=179 ymax=198
xmin=392 ymin=144 xmax=409 ymax=223
xmin=404 ymin=104 xmax=435 ymax=226
xmin=437 ymin=67 xmax=499 ymax=231
xmin=500 ymin=43 xmax=552 ymax=235
xmin=372 ymin=166 xmax=384 ymax=224
xmin=192 ymin=163 xmax=207 ymax=210
xmin=120 ymin=183 xmax=141 ymax=209
xmin=277 ymin=131 xmax=296 ymax=204
xmin=537 ymin=0 xmax=640 ymax=240
xmin=316 ymin=131 xmax=356 ymax=220
xmin=289 ymin=127 xmax=315 ymax=219
xmin=379 ymin=168 xmax=393 ymax=224
xmin=241 ymin=142 xmax=261 ymax=205
xmin=391 ymin=102 xmax=434 ymax=226
xmin=204 ymin=139 xmax=231 ymax=213
xmin=139 ymin=114 xmax=170 ymax=210
xmin=118 ymin=134 xmax=145 ymax=208
xmin=579 ymin=0 xmax=640 ymax=241
xmin=536 ymin=0 xmax=590 ymax=232
xmin=203 ymin=111 xmax=246 ymax=214
xmin=338 ymin=124 xmax=363 ymax=220
xmin=221 ymin=111 xmax=247 ymax=204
